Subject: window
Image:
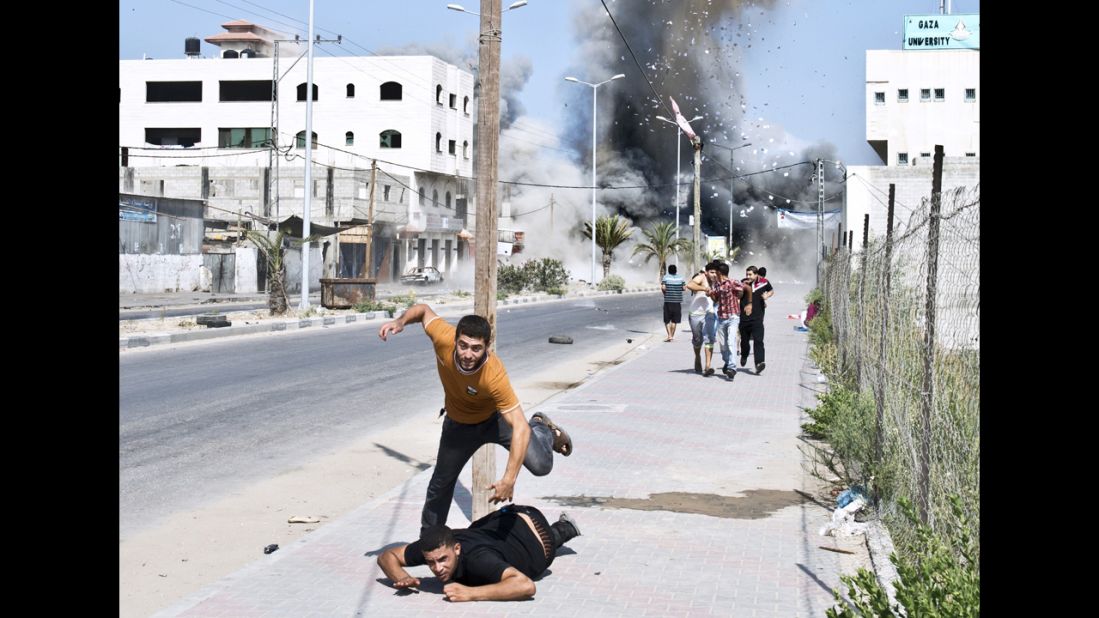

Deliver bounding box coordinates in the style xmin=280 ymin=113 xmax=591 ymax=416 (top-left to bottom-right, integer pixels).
xmin=463 ymin=140 xmax=469 ymax=158
xmin=222 ymin=50 xmax=238 ymax=59
xmin=965 ymin=88 xmax=976 ymax=102
xmin=449 ymin=93 xmax=457 ymax=109
xmin=295 ymin=130 xmax=318 ymax=149
xmin=436 ymin=84 xmax=443 ymax=104
xmin=433 ymin=189 xmax=439 ymax=207
xmin=346 ymin=83 xmax=355 ymax=98
xmin=296 ymin=82 xmax=319 ymax=102
xmin=218 ymin=127 xmax=270 ymax=148
xmin=219 ymin=80 xmax=274 ymax=102
xmin=146 ymin=128 xmax=201 ymax=147
xmin=345 ymin=131 xmax=354 ymax=146
xmin=419 ymin=187 xmax=426 ymax=206
xmin=358 ymin=182 xmax=368 ymax=199
xmin=146 ymin=81 xmax=202 ymax=102
xmin=874 ymin=91 xmax=885 ymax=105
xmin=965 ymin=152 xmax=976 ymax=157
xmin=380 ymin=81 xmax=402 ymax=100
xmin=920 ymin=152 xmax=931 ymax=158
xmin=436 ymin=132 xmax=443 ymax=152
xmin=448 ymin=139 xmax=456 ymax=155
xmin=934 ymin=88 xmax=945 ymax=101
xmin=897 ymin=88 xmax=908 ymax=102
xmin=897 ymin=152 xmax=908 ymax=165
xmin=920 ymin=88 xmax=931 ymax=101
xmin=380 ymin=130 xmax=402 ymax=148
xmin=384 ymin=185 xmax=391 ymax=201
xmin=464 ymin=96 xmax=470 ymax=114
xmin=445 ymin=191 xmax=452 ymax=209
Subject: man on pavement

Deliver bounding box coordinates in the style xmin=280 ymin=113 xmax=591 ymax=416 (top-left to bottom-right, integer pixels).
xmin=378 ymin=505 xmax=582 ymax=602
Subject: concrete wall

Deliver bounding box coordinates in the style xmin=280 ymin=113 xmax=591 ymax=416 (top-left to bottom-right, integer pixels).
xmin=120 ymin=254 xmax=204 ymax=294
xmin=844 ymin=157 xmax=979 ymax=244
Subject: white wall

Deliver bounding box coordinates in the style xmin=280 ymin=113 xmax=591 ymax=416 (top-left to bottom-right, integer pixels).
xmin=119 ymin=255 xmax=204 ymax=294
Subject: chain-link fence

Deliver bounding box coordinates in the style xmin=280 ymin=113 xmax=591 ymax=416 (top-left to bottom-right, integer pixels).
xmin=821 ymin=181 xmax=979 ymax=555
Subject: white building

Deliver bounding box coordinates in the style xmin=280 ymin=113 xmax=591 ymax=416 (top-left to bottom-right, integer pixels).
xmin=845 ymin=28 xmax=980 ymax=243
xmin=119 ymin=20 xmax=475 ymax=282
xmin=864 ymin=49 xmax=980 ymax=167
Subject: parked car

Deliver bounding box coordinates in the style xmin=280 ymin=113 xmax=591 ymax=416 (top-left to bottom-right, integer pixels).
xmin=400 ymin=266 xmax=444 ymax=285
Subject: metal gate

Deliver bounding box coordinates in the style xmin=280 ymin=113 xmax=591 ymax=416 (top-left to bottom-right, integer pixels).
xmin=203 ymin=253 xmax=236 ymax=293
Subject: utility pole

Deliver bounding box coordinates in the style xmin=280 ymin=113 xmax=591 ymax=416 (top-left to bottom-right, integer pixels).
xmin=691 ymin=136 xmax=703 ymax=274
xmin=816 ymin=158 xmax=825 ymax=287
xmin=300 ymin=0 xmax=316 ymax=310
xmin=365 ymin=159 xmax=377 ymax=278
xmin=472 ymin=0 xmax=502 ymax=522
xmin=549 ymin=193 xmax=555 ymax=235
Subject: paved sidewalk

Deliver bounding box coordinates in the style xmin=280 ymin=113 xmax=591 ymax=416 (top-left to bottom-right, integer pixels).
xmin=152 ymin=286 xmax=868 ymax=617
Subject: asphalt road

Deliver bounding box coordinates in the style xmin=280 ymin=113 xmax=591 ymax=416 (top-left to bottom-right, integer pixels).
xmin=119 ymin=293 xmax=664 ymax=536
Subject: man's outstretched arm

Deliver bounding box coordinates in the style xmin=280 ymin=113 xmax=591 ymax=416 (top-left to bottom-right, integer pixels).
xmin=443 ymin=567 xmax=535 ymax=602
xmin=378 ymin=303 xmax=439 ymax=341
xmin=489 ymin=405 xmax=529 ymax=503
xmin=377 ymin=544 xmax=421 ymax=590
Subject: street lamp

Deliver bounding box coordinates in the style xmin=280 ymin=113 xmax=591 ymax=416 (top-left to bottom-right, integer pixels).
xmin=708 ymin=140 xmax=752 ymax=261
xmin=655 ymin=114 xmax=702 ymax=266
xmin=446 ymin=1 xmax=527 ymax=16
xmin=565 ymin=73 xmax=625 ymax=285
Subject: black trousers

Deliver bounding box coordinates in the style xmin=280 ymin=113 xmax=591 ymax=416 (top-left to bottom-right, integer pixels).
xmin=421 ymin=413 xmax=555 ymax=533
xmin=739 ymin=320 xmax=765 ymax=364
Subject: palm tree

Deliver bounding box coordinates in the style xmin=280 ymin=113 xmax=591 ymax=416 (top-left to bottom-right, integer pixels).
xmin=632 ymin=221 xmax=691 ymax=278
xmin=246 ymin=230 xmax=290 ymax=315
xmin=582 ymin=214 xmax=635 ymax=279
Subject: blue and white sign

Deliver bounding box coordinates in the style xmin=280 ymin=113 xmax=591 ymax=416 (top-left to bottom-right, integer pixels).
xmin=903 ymin=14 xmax=979 ymax=50
xmin=120 ymin=196 xmax=157 ymax=223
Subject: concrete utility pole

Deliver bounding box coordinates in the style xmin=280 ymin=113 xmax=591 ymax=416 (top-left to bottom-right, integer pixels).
xmin=472 ymin=0 xmax=502 ymax=522
xmin=365 ymin=160 xmax=377 ymax=277
xmin=300 ymin=0 xmax=316 ymax=310
xmin=691 ymin=136 xmax=703 ymax=274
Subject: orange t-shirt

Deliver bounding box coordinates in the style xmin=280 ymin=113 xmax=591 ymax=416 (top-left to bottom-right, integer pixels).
xmin=425 ymin=317 xmax=520 ymax=424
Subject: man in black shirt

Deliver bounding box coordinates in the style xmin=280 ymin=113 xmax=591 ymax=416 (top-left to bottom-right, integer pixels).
xmin=739 ymin=265 xmax=775 ymax=374
xmin=377 ymin=505 xmax=581 ymax=602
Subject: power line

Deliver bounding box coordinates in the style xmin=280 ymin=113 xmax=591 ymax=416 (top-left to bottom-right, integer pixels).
xmin=598 ymin=0 xmax=673 ymax=120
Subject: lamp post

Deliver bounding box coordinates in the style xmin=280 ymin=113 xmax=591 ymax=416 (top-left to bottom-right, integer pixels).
xmin=708 ymin=140 xmax=752 ymax=260
xmin=655 ymin=114 xmax=702 ymax=266
xmin=445 ymin=0 xmax=527 ymax=16
xmin=565 ymin=73 xmax=625 ymax=285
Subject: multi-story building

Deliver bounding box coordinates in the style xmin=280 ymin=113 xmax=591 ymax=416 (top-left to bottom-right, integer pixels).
xmin=119 ymin=20 xmax=475 ymax=283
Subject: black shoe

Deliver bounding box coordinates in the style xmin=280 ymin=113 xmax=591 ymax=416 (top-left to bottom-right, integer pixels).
xmin=703 ymin=367 xmax=715 ymax=377
xmin=740 ymin=354 xmax=749 ymax=367
xmin=551 ymin=513 xmax=582 ymax=548
xmin=722 ymin=366 xmax=736 ymax=379
xmin=756 ymin=362 xmax=766 ymax=375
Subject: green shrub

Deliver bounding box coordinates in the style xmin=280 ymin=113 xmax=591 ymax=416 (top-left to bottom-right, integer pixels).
xmin=598 ymin=275 xmax=625 ymax=292
xmin=497 ymin=263 xmax=526 ymax=295
xmin=353 ymin=299 xmax=396 ymax=315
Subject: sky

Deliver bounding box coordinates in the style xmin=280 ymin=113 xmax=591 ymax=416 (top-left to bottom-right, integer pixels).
xmin=119 ymin=0 xmax=979 ymax=168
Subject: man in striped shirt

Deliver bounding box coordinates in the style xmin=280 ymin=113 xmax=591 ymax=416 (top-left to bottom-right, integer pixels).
xmin=660 ymin=264 xmax=686 ymax=342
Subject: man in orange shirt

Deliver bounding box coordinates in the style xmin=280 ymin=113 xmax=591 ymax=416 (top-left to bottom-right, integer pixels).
xmin=379 ymin=304 xmax=573 ymax=533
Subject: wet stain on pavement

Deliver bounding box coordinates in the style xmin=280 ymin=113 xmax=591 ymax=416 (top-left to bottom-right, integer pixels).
xmin=541 ymin=490 xmax=809 ymax=520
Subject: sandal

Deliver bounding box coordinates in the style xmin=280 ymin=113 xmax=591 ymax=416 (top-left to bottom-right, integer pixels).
xmin=531 ymin=412 xmax=573 ymax=457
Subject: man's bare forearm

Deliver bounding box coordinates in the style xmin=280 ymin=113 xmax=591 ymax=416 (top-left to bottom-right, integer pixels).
xmin=396 ymin=303 xmax=431 ymax=327
xmin=503 ymin=412 xmax=530 ymax=482
xmin=378 ymin=548 xmax=412 ymax=583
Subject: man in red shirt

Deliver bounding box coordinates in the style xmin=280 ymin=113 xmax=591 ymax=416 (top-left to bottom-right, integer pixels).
xmin=708 ymin=262 xmax=751 ymax=379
